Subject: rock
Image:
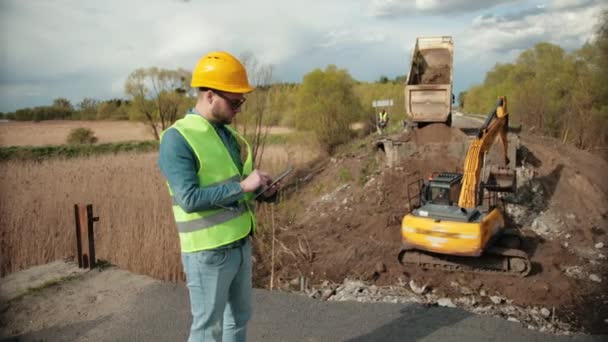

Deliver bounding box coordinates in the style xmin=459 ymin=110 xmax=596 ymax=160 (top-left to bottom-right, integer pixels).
xmin=321 ymin=288 xmax=336 ymax=301
xmin=307 ymin=289 xmax=321 ymax=299
xmin=460 ymin=286 xmax=473 ymax=295
xmin=540 ymin=308 xmax=551 ymax=318
xmin=507 ymin=317 xmax=520 ymax=323
xmin=565 ymin=234 xmax=571 ymax=239
xmin=490 ymin=296 xmax=504 ymax=304
xmin=456 ymin=296 xmax=477 ymax=306
xmin=504 ymin=204 xmax=528 ymax=226
xmin=589 ymin=274 xmax=602 ymax=283
xmin=289 ymin=277 xmax=300 ymax=286
xmin=503 ymin=305 xmax=517 ymax=314
xmin=595 ymin=242 xmax=604 ymax=249
xmin=409 ymin=280 xmax=428 ymax=295
xmin=573 ymin=246 xmax=601 ymax=260
xmin=562 ymin=266 xmax=585 ymax=279
xmin=479 ymin=290 xmax=487 ymax=297
xmin=530 ymin=211 xmax=562 ymax=239
xmin=437 ymin=298 xmax=456 ymax=308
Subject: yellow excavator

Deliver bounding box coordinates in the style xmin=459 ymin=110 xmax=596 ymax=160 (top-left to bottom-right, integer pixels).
xmin=399 ymin=96 xmax=531 ymax=276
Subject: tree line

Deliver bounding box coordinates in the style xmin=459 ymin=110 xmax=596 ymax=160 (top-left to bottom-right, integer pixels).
xmin=0 ymin=97 xmax=132 ymax=122
xmin=461 ymin=11 xmax=607 ymax=150
xmin=2 ymin=10 xmax=605 ymax=153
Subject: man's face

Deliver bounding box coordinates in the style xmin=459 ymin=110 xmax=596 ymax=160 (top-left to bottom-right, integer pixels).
xmin=210 ymin=90 xmax=246 ymax=125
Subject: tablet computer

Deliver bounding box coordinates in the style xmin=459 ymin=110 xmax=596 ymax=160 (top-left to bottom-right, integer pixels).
xmin=254 ymin=165 xmax=293 ymax=199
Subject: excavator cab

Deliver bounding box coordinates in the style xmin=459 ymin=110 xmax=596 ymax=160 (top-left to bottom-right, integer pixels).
xmin=422 ymin=173 xmax=462 ymax=206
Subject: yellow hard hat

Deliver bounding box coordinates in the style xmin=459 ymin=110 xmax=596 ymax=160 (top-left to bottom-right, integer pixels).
xmin=191 ymin=51 xmax=254 ymax=93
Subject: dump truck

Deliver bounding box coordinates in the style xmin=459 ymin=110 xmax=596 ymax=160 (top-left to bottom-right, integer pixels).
xmin=405 ymin=36 xmax=454 ymax=127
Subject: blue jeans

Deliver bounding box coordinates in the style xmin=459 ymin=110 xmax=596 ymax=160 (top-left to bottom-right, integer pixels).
xmin=181 ymin=238 xmax=252 ymax=342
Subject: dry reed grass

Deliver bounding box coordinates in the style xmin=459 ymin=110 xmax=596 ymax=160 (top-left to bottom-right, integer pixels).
xmin=0 ymin=143 xmax=319 ymax=281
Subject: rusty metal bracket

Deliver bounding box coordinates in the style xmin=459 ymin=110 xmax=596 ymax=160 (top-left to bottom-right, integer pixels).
xmin=73 ymin=204 xmax=99 ymax=269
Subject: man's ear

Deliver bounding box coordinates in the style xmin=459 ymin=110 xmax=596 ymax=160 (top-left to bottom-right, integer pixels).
xmin=202 ymin=89 xmax=213 ymax=104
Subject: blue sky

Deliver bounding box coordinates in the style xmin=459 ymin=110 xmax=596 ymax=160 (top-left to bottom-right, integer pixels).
xmin=0 ymin=0 xmax=605 ymax=112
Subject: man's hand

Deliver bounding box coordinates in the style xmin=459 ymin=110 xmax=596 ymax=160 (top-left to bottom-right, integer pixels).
xmin=259 ymin=182 xmax=279 ymax=198
xmin=240 ymin=169 xmax=271 ymax=193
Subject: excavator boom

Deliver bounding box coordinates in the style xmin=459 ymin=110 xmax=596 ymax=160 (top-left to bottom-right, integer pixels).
xmin=458 ymin=97 xmax=511 ymax=208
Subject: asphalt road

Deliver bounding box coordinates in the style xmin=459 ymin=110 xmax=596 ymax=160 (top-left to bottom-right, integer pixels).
xmin=5 ymin=281 xmax=604 ymax=342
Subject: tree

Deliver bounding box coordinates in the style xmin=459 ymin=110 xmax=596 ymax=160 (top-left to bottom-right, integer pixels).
xmin=124 ymin=67 xmax=192 ymax=140
xmin=77 ymin=98 xmax=99 ymax=120
xmin=462 ymin=31 xmax=608 ymax=150
xmin=394 ymin=75 xmax=407 ymax=84
xmin=53 ymin=98 xmax=74 ymax=112
xmin=235 ymin=52 xmax=274 ymax=167
xmin=295 ymin=65 xmax=362 ymax=153
xmin=96 ymin=99 xmax=129 ymax=120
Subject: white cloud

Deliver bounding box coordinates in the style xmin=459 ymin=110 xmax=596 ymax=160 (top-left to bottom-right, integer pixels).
xmin=370 ymin=0 xmax=519 ymax=16
xmin=464 ymin=0 xmax=603 ymax=55
xmin=0 ymin=0 xmax=604 ymax=111
xmin=456 ymin=0 xmax=604 ymax=91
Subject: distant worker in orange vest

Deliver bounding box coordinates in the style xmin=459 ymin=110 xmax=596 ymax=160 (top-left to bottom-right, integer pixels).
xmin=377 ymin=109 xmax=389 ymax=134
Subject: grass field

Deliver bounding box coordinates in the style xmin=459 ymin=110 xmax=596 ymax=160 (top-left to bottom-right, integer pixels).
xmin=0 ymin=121 xmax=154 ymax=146
xmin=0 ymin=120 xmax=296 ymax=147
xmin=0 ymin=120 xmax=318 ymax=280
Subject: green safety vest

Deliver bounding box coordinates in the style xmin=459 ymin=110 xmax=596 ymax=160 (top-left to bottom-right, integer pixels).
xmin=378 ymin=112 xmax=388 ymax=121
xmin=162 ymin=114 xmax=255 ymax=252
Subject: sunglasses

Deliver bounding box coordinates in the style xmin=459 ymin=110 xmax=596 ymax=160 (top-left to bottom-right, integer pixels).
xmin=213 ymin=90 xmax=246 ymax=110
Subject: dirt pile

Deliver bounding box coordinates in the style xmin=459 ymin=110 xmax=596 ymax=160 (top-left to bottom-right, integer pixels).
xmin=421 ymin=65 xmax=451 ymax=84
xmin=400 ymin=123 xmax=468 ymax=143
xmin=254 ymin=126 xmax=608 ymax=334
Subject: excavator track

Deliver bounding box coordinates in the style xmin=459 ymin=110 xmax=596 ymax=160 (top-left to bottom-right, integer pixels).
xmin=398 ymin=247 xmax=531 ymax=277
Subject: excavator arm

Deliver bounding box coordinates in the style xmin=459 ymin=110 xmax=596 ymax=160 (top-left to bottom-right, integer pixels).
xmin=458 ymin=97 xmax=510 ymax=209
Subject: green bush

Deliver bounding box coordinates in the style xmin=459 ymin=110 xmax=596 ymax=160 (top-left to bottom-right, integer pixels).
xmin=67 ymin=128 xmax=98 ymax=145
xmin=295 ymin=65 xmax=363 ymax=154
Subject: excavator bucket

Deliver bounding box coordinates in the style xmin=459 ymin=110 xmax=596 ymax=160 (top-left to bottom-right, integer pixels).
xmin=485 ymin=166 xmax=516 ymax=192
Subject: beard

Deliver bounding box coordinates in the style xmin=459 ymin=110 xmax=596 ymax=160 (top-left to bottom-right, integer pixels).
xmin=210 ymin=106 xmax=234 ymax=125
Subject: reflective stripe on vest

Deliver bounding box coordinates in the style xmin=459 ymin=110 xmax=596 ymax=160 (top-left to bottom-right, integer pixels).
xmin=161 ymin=113 xmax=255 ymax=252
xmin=176 ymin=203 xmax=247 ymax=233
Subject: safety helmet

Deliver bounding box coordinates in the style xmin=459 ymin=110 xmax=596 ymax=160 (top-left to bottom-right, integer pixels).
xmin=191 ymin=51 xmax=254 ymax=93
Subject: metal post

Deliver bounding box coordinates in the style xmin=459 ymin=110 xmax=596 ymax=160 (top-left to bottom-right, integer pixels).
xmin=73 ymin=203 xmax=99 ymax=269
xmin=74 ymin=204 xmax=83 ymax=268
xmin=86 ymin=204 xmax=99 ymax=269
xmin=79 ymin=204 xmax=89 ymax=268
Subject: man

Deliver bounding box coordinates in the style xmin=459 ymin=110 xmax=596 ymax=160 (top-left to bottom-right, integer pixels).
xmin=158 ymin=51 xmax=276 ymax=342
xmin=377 ymin=109 xmax=389 ymax=134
